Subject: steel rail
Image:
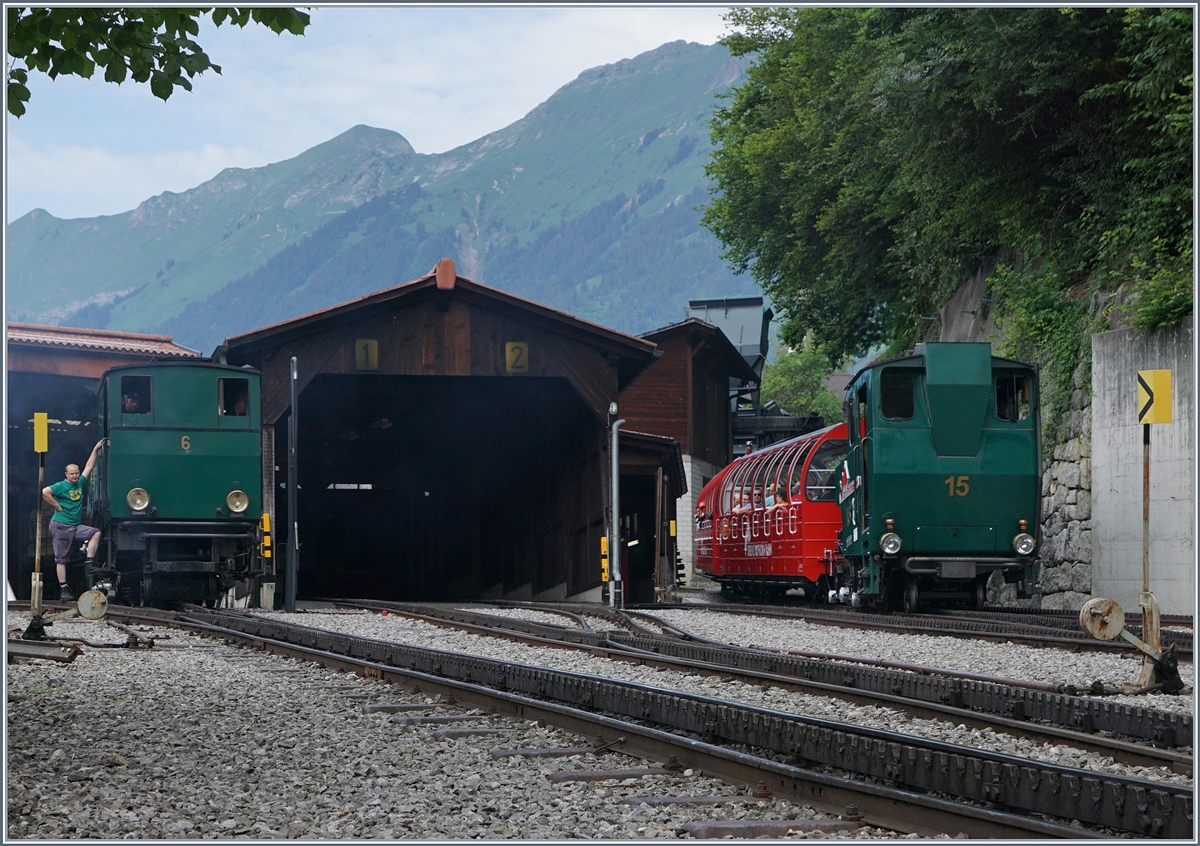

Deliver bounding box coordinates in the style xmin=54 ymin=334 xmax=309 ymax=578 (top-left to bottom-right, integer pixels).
xmin=177 ymin=606 xmax=1190 ymax=838
xmin=635 ymin=602 xmax=1194 ymax=660
xmin=337 ymin=601 xmax=1184 ymax=769
xmin=165 ymin=612 xmax=1101 ymax=839
xmin=349 ymin=599 xmax=1194 ymax=753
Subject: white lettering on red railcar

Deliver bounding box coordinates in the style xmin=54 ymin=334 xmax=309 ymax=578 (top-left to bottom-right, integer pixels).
xmin=744 ymin=543 xmax=772 ymax=557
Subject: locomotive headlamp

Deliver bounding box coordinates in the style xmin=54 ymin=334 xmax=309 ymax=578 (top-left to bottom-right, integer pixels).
xmin=1012 ymin=533 xmax=1036 ymax=556
xmin=880 ymin=532 xmax=903 ymax=555
xmin=226 ymin=490 xmax=250 ymax=514
xmin=126 ymin=488 xmax=150 ymax=511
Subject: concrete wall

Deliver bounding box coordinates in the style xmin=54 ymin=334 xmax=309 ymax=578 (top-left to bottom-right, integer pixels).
xmin=1091 ymin=324 xmax=1194 ymax=616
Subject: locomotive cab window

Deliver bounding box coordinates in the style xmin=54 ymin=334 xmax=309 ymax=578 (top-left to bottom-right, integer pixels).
xmin=995 ymin=373 xmax=1033 ymax=422
xmin=880 ymin=368 xmax=915 ymax=420
xmin=220 ymin=378 xmax=250 ymax=416
xmin=120 ymin=376 xmax=151 ymax=415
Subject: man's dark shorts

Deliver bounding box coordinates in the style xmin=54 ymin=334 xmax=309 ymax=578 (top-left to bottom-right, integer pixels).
xmin=50 ymin=522 xmax=100 ymax=563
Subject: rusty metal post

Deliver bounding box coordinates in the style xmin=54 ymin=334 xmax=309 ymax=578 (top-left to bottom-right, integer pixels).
xmin=1142 ymin=423 xmax=1150 ymax=593
xmin=1137 ymin=422 xmax=1162 ymax=688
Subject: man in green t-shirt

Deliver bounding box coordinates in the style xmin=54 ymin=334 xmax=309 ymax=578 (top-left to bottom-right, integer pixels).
xmin=42 ymin=440 xmax=105 ymax=602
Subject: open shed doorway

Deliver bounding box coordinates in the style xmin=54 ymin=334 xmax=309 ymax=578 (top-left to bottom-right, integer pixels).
xmin=281 ymin=374 xmax=602 ymax=601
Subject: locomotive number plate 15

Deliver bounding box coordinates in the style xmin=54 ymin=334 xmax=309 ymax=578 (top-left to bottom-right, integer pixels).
xmin=943 ymin=475 xmax=969 ymax=496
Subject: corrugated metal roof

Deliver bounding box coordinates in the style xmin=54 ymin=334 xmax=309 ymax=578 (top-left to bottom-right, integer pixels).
xmin=6 ymin=323 xmax=201 ymax=357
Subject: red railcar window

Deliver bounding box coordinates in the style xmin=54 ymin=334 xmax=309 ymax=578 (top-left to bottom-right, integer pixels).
xmin=805 ymin=439 xmax=848 ymax=502
xmin=784 ymin=440 xmax=816 ymax=500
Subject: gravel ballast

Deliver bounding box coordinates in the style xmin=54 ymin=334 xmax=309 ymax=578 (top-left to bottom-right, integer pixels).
xmin=247 ymin=608 xmax=1192 ymax=787
xmin=6 ymin=613 xmax=915 ymax=840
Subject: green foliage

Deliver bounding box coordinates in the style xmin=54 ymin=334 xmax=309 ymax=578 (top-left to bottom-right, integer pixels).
xmin=985 ymin=264 xmax=1092 ymax=450
xmin=759 ymin=342 xmax=845 ymax=424
xmin=6 ymin=7 xmax=309 ymax=116
xmin=702 ymin=8 xmax=1193 ymax=375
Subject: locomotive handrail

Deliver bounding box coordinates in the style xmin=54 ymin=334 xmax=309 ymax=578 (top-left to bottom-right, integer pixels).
xmin=121 ymin=520 xmax=258 ymax=529
xmin=135 ymin=532 xmax=257 ymax=539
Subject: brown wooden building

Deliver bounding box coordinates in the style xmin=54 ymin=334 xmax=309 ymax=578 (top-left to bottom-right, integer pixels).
xmin=223 ymin=259 xmax=675 ymax=603
xmin=6 ymin=324 xmax=200 ymax=597
xmin=618 ymin=318 xmax=759 ymax=580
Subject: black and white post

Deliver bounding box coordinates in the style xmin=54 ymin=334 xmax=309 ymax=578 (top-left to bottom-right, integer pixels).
xmin=286 ymin=356 xmax=299 ymax=613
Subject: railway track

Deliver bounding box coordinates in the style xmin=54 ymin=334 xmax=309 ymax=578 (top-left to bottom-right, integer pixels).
xmin=53 ymin=601 xmax=1186 ymax=838
xmin=634 ymin=601 xmax=1194 ymax=660
xmin=23 ymin=600 xmax=1191 ymax=836
xmin=335 ymin=600 xmax=1193 ymax=767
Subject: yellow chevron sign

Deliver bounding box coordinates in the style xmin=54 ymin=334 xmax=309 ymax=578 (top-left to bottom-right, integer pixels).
xmin=1137 ymin=370 xmax=1172 ymax=424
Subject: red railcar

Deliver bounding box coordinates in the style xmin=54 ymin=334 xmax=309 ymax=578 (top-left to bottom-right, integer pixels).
xmin=694 ymin=423 xmax=848 ymax=600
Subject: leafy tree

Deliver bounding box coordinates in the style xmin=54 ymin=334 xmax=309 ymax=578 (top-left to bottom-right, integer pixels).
xmin=759 ymin=341 xmax=844 ymax=424
xmin=7 ymin=7 xmax=310 ymax=116
xmin=702 ymin=7 xmax=1192 ymax=369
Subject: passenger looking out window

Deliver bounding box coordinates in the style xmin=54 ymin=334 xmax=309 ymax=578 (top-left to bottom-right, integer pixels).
xmin=120 ymin=376 xmax=151 ymax=415
xmin=220 ymin=378 xmax=250 ymax=416
xmin=995 ymin=373 xmax=1032 ymax=422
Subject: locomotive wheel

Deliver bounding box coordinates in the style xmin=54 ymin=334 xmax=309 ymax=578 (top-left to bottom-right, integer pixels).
xmin=902 ymin=577 xmax=920 ymax=613
xmin=974 ymin=578 xmax=987 ymax=611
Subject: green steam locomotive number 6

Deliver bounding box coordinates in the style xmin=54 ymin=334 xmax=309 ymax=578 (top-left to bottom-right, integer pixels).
xmin=836 ymin=343 xmax=1040 ymax=611
xmin=89 ymin=361 xmax=267 ymax=607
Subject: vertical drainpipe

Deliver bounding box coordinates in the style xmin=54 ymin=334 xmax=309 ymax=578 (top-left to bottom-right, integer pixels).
xmin=610 ymin=408 xmax=625 ymax=608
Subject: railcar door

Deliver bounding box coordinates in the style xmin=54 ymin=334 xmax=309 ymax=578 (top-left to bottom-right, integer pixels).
xmin=839 ymin=378 xmax=870 ymax=568
xmin=803 ymin=433 xmax=847 ymax=579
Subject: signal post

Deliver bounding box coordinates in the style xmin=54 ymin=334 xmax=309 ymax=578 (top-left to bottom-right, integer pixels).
xmin=1080 ymin=369 xmax=1184 ymax=694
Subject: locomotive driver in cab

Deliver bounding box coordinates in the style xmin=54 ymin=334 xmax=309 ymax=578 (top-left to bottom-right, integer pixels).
xmin=42 ymin=440 xmax=106 ymax=601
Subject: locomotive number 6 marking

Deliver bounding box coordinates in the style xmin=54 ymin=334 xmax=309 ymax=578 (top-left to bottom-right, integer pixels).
xmin=181 ymin=435 xmax=191 ymax=451
xmin=944 ymin=475 xmax=969 ymax=496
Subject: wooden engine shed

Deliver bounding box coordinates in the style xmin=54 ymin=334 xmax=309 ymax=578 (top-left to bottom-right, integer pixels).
xmin=619 ymin=318 xmax=759 ymax=582
xmin=5 ymin=324 xmax=200 ymax=598
xmin=223 ymin=260 xmax=661 ymax=603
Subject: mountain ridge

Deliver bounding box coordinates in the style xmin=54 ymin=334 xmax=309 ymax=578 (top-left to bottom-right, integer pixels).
xmin=8 ymin=41 xmax=758 ymax=352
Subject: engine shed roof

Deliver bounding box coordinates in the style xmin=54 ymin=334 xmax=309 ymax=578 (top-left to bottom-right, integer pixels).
xmin=7 ymin=323 xmax=201 ymax=358
xmin=6 ymin=323 xmax=201 ymax=380
xmin=222 ymin=259 xmax=659 ymax=424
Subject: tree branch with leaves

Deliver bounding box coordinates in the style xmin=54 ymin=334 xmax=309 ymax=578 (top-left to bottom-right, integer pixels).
xmin=7 ymin=7 xmax=310 ymax=117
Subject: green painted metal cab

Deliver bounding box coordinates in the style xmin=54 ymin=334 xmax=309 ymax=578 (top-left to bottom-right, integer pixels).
xmin=838 ymin=343 xmax=1039 ymax=611
xmin=91 ymin=361 xmax=265 ymax=606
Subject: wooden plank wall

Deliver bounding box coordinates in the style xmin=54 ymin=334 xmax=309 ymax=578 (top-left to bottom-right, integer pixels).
xmin=259 ymin=296 xmax=618 ymax=424
xmin=618 ymin=332 xmax=690 ymax=448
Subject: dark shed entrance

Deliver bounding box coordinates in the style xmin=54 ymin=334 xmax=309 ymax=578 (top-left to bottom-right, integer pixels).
xmin=225 ymin=260 xmax=656 ymax=604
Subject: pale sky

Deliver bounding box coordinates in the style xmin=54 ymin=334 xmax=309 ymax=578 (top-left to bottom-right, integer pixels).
xmin=5 ymin=6 xmax=732 ymax=223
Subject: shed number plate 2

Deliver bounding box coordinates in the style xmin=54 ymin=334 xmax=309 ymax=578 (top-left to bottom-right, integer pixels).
xmin=506 ymin=342 xmax=529 ymax=373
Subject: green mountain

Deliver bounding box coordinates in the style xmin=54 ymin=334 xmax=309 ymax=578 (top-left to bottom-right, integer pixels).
xmin=7 ymin=41 xmax=757 ymax=352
